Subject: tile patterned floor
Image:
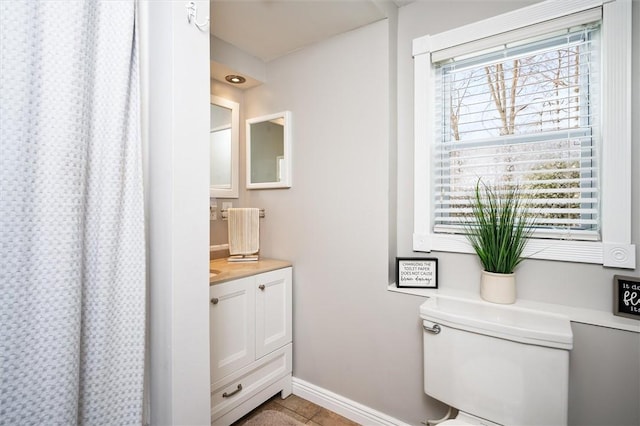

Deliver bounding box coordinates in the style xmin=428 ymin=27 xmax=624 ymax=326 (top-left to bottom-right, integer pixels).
xmin=232 ymin=393 xmax=360 ymax=426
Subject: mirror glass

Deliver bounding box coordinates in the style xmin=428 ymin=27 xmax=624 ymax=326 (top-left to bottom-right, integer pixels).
xmin=246 ymin=111 xmax=292 ymax=189
xmin=210 ymin=96 xmax=239 ymax=198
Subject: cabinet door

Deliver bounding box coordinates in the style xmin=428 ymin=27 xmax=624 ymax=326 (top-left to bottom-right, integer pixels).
xmin=210 ymin=277 xmax=255 ymax=382
xmin=255 ymin=268 xmax=292 ymax=359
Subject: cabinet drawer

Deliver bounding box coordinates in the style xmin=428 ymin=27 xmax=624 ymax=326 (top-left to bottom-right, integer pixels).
xmin=211 ymin=343 xmax=292 ymax=420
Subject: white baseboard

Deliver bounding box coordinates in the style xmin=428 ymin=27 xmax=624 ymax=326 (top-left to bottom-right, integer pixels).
xmin=292 ymin=377 xmax=411 ymax=426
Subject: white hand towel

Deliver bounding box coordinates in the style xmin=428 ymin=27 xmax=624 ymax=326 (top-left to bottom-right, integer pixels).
xmin=227 ymin=208 xmax=260 ymax=256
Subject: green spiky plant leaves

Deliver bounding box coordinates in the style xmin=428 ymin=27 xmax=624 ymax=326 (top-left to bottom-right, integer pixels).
xmin=463 ymin=180 xmax=536 ymax=274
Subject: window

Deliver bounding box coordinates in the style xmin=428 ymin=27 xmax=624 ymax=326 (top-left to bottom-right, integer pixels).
xmin=435 ymin=23 xmax=600 ymax=240
xmin=413 ymin=0 xmax=634 ymax=268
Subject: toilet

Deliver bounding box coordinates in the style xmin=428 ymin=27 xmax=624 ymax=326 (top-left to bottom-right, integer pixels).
xmin=420 ymin=294 xmax=573 ymax=425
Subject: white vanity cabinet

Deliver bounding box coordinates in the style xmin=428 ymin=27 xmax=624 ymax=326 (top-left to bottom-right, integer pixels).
xmin=209 ymin=267 xmax=292 ymax=425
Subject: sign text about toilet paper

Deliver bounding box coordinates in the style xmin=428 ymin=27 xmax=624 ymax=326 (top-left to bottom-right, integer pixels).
xmin=396 ymin=258 xmax=438 ymax=288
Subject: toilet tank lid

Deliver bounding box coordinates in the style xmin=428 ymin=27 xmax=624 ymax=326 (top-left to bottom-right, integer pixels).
xmin=420 ymin=294 xmax=573 ymax=350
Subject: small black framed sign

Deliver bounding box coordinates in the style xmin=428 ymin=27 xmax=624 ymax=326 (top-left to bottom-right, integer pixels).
xmin=396 ymin=257 xmax=438 ymax=289
xmin=613 ymin=275 xmax=640 ymax=320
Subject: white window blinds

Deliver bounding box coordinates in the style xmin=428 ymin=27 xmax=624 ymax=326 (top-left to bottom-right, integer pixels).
xmin=432 ymin=22 xmax=601 ymax=241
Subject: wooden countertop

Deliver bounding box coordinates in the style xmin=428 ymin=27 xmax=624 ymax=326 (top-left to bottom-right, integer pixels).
xmin=209 ymin=258 xmax=292 ymax=285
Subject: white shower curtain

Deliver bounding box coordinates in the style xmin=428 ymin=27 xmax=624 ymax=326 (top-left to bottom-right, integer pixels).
xmin=0 ymin=1 xmax=146 ymax=424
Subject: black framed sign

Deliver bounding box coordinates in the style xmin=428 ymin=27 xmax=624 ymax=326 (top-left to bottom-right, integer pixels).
xmin=613 ymin=275 xmax=640 ymax=320
xmin=396 ymin=257 xmax=438 ymax=289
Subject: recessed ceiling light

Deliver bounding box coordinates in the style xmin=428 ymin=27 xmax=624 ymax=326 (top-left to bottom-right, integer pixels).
xmin=225 ymin=75 xmax=246 ymax=84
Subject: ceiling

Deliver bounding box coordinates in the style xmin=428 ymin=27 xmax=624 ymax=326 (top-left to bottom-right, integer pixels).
xmin=210 ymin=0 xmax=410 ymax=63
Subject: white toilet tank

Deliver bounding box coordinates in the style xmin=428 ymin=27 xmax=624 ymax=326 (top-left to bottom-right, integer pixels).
xmin=420 ymin=294 xmax=573 ymax=426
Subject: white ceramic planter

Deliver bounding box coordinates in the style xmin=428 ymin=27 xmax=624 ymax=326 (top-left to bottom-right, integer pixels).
xmin=480 ymin=271 xmax=516 ymax=304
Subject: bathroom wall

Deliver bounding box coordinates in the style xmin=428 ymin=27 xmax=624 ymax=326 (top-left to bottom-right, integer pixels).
xmin=397 ymin=1 xmax=640 ymax=424
xmin=242 ymin=19 xmax=445 ymax=424
xmin=143 ymin=1 xmax=211 ymax=424
xmin=234 ymin=1 xmax=639 ymax=425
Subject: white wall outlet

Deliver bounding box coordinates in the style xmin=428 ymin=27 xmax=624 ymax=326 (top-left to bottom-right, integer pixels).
xmin=210 ymin=201 xmax=217 ymax=221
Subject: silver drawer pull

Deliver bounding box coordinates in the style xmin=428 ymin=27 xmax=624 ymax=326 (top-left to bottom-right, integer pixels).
xmin=211 ymin=298 xmax=219 ymax=305
xmin=423 ymin=324 xmax=441 ymax=334
xmin=222 ymin=384 xmax=242 ymax=398
xmin=258 ymin=284 xmax=265 ymax=291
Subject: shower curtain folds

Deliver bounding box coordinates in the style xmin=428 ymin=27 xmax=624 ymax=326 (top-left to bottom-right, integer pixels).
xmin=0 ymin=1 xmax=146 ymax=424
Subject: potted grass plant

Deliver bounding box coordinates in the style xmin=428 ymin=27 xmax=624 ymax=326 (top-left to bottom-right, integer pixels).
xmin=463 ymin=179 xmax=536 ymax=304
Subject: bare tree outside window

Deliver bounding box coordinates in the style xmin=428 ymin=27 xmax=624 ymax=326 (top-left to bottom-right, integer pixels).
xmin=436 ymin=28 xmax=598 ymax=234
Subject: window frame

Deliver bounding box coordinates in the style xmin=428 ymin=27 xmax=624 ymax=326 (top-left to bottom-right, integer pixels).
xmin=412 ymin=0 xmax=635 ymax=268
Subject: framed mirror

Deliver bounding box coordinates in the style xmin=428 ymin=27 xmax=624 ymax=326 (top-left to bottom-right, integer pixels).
xmin=210 ymin=95 xmax=239 ymax=198
xmin=246 ymin=111 xmax=292 ymax=189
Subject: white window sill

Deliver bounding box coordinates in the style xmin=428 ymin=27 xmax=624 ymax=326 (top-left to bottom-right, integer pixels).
xmin=388 ymin=284 xmax=640 ymax=334
xmin=413 ymin=233 xmax=636 ymax=270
